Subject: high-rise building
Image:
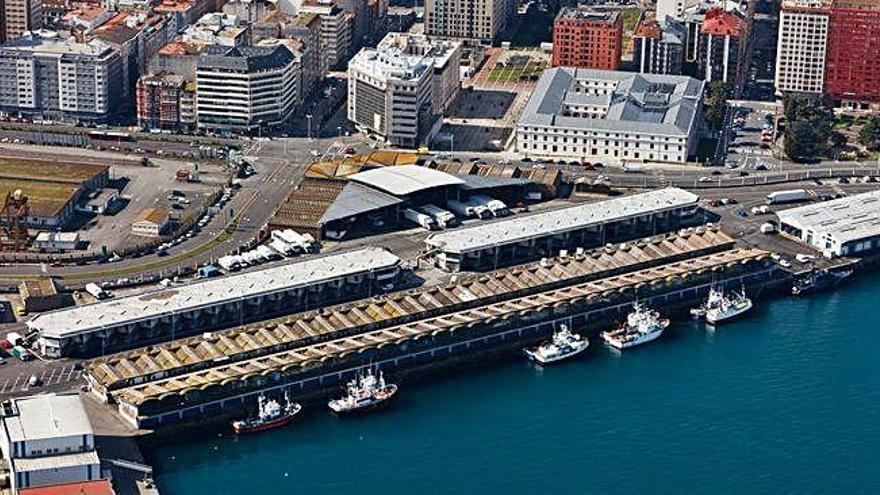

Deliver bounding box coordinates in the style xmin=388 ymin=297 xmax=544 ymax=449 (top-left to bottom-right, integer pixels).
xmin=2 ymin=0 xmax=41 ymax=42
xmin=825 ymin=0 xmax=880 ymax=106
xmin=0 ymin=31 xmax=122 ymax=122
xmin=136 ymin=73 xmax=197 ymax=132
xmin=377 ymin=32 xmax=462 ymax=114
xmin=697 ymin=7 xmax=743 ymax=84
xmin=551 ymin=7 xmax=622 ymax=70
xmin=347 ymin=42 xmax=434 ymax=147
xmin=196 ymin=44 xmax=299 ymax=133
xmin=299 ymin=0 xmax=353 ymax=69
xmin=633 ymin=13 xmax=686 ymax=75
xmin=425 ymin=0 xmax=514 ymax=43
xmin=775 ymin=0 xmax=830 ymax=96
xmin=657 ymin=0 xmax=685 ymax=22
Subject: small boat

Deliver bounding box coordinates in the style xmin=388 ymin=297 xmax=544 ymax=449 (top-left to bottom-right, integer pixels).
xmin=328 ymin=368 xmax=397 ymax=414
xmin=705 ymin=286 xmax=753 ymax=325
xmin=232 ymin=392 xmax=301 ymax=434
xmin=601 ymin=302 xmax=669 ymax=350
xmin=524 ymin=324 xmax=589 ymax=364
xmin=792 ymin=268 xmax=853 ymax=296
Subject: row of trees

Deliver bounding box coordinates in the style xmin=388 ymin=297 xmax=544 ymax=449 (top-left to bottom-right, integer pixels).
xmin=858 ymin=116 xmax=880 ymax=152
xmin=782 ymin=97 xmax=845 ymax=163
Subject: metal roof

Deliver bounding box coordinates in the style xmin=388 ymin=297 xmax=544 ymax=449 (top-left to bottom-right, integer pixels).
xmin=458 ymin=174 xmax=528 ymax=191
xmin=29 ymin=248 xmax=401 ymax=339
xmin=349 ymin=165 xmax=465 ymax=196
xmin=776 ymin=190 xmax=880 ymax=246
xmin=13 ymin=451 xmax=100 ymax=472
xmin=426 ymin=187 xmax=700 ymax=254
xmin=517 ymin=68 xmax=704 ymax=137
xmin=3 ymin=393 xmax=93 ymax=444
xmin=319 ymin=182 xmax=403 ymax=224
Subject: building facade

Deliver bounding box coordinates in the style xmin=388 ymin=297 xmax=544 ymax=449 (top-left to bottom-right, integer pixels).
xmin=376 ymin=32 xmax=462 ymax=114
xmin=196 ymin=44 xmax=298 ymax=133
xmin=299 ymin=0 xmax=353 ymax=70
xmin=656 ymin=0 xmax=685 ymax=22
xmin=633 ymin=13 xmax=685 ymax=75
xmin=0 ymin=31 xmax=122 ymax=122
xmin=824 ymin=0 xmax=880 ymax=106
xmin=2 ymin=0 xmax=41 ymax=42
xmin=424 ymin=0 xmax=514 ymax=43
xmin=348 ymin=45 xmax=433 ymax=147
xmin=516 ymin=68 xmax=705 ymax=164
xmin=775 ymin=0 xmax=829 ymax=96
xmin=136 ymin=72 xmax=196 ymax=131
xmin=551 ymin=8 xmax=622 ymax=70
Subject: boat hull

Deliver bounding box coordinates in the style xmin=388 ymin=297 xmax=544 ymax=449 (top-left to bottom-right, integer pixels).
xmin=232 ymin=411 xmax=299 ymax=434
xmin=601 ymin=320 xmax=669 ymax=350
xmin=706 ymin=300 xmax=753 ymax=325
xmin=328 ymin=385 xmax=398 ymax=415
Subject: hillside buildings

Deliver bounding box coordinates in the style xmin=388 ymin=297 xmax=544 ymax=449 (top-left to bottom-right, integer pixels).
xmin=551 ymin=7 xmax=622 ymax=70
xmin=516 ymin=68 xmax=705 ymax=164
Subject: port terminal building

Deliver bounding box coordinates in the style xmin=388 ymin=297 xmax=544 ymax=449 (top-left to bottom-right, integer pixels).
xmin=28 ymin=248 xmax=402 ymax=358
xmin=777 ymin=190 xmax=880 ymax=258
xmin=425 ymin=187 xmax=701 ymax=272
xmin=83 ymin=227 xmax=782 ymax=428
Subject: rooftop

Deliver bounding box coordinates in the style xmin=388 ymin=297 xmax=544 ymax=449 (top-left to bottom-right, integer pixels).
xmin=134 ymin=207 xmax=167 ymax=225
xmin=0 ymin=31 xmax=116 ymax=57
xmin=700 ymin=7 xmax=744 ymax=36
xmin=556 ymin=7 xmax=621 ymax=24
xmin=2 ymin=393 xmax=93 ymax=444
xmin=28 ymin=248 xmax=401 ymax=339
xmin=19 ymin=480 xmax=114 ymax=495
xmin=518 ymin=67 xmax=704 ymax=136
xmin=198 ymin=44 xmax=295 ymax=72
xmin=348 ymin=47 xmax=431 ymax=83
xmin=349 ymin=165 xmax=465 ymax=196
xmin=777 ymin=190 xmax=880 ymax=246
xmin=13 ymin=451 xmax=100 ymax=472
xmin=426 ymin=187 xmax=700 ymax=253
xmin=375 ymin=32 xmax=461 ymax=70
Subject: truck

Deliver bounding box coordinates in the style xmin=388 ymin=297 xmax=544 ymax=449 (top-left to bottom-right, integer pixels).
xmin=11 ymin=346 xmax=30 ymax=361
xmin=217 ymin=255 xmax=240 ymax=272
xmin=256 ymin=245 xmax=281 ymax=261
xmin=6 ymin=332 xmax=22 ymax=347
xmin=419 ymin=204 xmax=459 ymax=229
xmin=766 ymin=189 xmax=810 ymax=205
xmin=272 ymin=229 xmax=315 ymax=254
xmin=269 ymin=238 xmax=296 ymax=257
xmin=403 ymin=208 xmax=438 ymax=231
xmin=447 ymin=199 xmax=491 ymax=220
xmin=85 ymin=282 xmax=109 ymax=300
xmin=469 ymin=195 xmax=509 ymax=217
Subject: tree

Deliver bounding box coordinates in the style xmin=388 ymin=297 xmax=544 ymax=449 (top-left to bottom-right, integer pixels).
xmin=704 ymin=81 xmax=729 ymax=130
xmin=783 ymin=95 xmax=835 ymax=162
xmin=858 ymin=116 xmax=880 ymax=151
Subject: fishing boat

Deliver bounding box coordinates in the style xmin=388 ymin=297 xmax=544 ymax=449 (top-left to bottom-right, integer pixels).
xmin=523 ymin=324 xmax=589 ymax=364
xmin=232 ymin=392 xmax=301 ymax=434
xmin=328 ymin=368 xmax=397 ymax=414
xmin=705 ymin=286 xmax=753 ymax=325
xmin=792 ymin=268 xmax=853 ymax=296
xmin=601 ymin=302 xmax=669 ymax=350
xmin=690 ymin=286 xmax=724 ymax=319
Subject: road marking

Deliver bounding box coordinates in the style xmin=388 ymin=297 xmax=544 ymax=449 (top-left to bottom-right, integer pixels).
xmin=11 ymin=376 xmax=20 ymax=390
xmin=47 ymin=368 xmax=57 ymax=384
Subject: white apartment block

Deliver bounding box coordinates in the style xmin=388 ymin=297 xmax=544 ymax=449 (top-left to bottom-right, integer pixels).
xmin=196 ymin=44 xmax=299 ymax=133
xmin=516 ymin=68 xmax=705 ymax=164
xmin=299 ymin=0 xmax=353 ymax=69
xmin=775 ymin=0 xmax=830 ymax=95
xmin=657 ymin=0 xmax=685 ymax=22
xmin=348 ymin=46 xmax=433 ymax=147
xmin=376 ymin=33 xmax=462 ymax=114
xmin=0 ymin=31 xmax=122 ymax=122
xmin=425 ymin=0 xmax=515 ymax=42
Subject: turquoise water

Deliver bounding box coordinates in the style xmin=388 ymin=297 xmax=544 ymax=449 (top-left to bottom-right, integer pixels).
xmin=152 ymin=275 xmax=880 ymax=494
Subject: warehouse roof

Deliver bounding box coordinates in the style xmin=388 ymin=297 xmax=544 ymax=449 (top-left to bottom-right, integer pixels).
xmin=777 ymin=190 xmax=880 ymax=245
xmin=13 ymin=451 xmax=100 ymax=472
xmin=349 ymin=165 xmax=465 ymax=196
xmin=28 ymin=247 xmax=401 ymax=339
xmin=19 ymin=479 xmax=114 ymax=495
xmin=518 ymin=67 xmax=704 ymax=137
xmin=319 ymin=182 xmax=402 ymax=224
xmin=3 ymin=393 xmax=93 ymax=443
xmin=426 ymin=187 xmax=699 ymax=253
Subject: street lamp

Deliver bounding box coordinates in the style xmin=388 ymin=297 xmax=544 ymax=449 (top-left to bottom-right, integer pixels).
xmin=306 ymin=114 xmax=313 ymax=141
xmin=337 ymin=126 xmax=342 ymax=138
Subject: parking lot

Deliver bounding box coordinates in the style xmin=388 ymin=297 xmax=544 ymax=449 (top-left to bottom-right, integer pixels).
xmin=0 ymin=356 xmax=84 ymax=399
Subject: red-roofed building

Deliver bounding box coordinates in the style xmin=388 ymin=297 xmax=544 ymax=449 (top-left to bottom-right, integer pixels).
xmin=697 ymin=7 xmax=743 ymax=84
xmin=825 ymin=0 xmax=880 ymax=107
xmin=19 ymin=479 xmax=115 ymax=495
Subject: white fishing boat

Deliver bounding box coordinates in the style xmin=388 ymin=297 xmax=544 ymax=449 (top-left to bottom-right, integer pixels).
xmin=523 ymin=324 xmax=589 ymax=364
xmin=328 ymin=368 xmax=397 ymax=414
xmin=601 ymin=302 xmax=669 ymax=350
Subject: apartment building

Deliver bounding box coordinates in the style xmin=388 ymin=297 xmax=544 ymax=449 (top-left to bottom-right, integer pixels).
xmin=136 ymin=72 xmax=196 ymax=131
xmin=376 ymin=32 xmax=461 ymax=114
xmin=697 ymin=7 xmax=743 ymax=84
xmin=196 ymin=44 xmax=298 ymax=133
xmin=551 ymin=7 xmax=622 ymax=70
xmin=516 ymin=68 xmax=705 ymax=164
xmin=633 ymin=13 xmax=686 ymax=75
xmin=657 ymin=0 xmax=685 ymax=22
xmin=775 ymin=0 xmax=830 ymax=96
xmin=2 ymin=0 xmax=42 ymax=42
xmin=299 ymin=0 xmax=353 ymax=69
xmin=0 ymin=31 xmax=122 ymax=122
xmin=825 ymin=0 xmax=880 ymax=106
xmin=425 ymin=0 xmax=514 ymax=43
xmin=348 ymin=45 xmax=433 ymax=147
